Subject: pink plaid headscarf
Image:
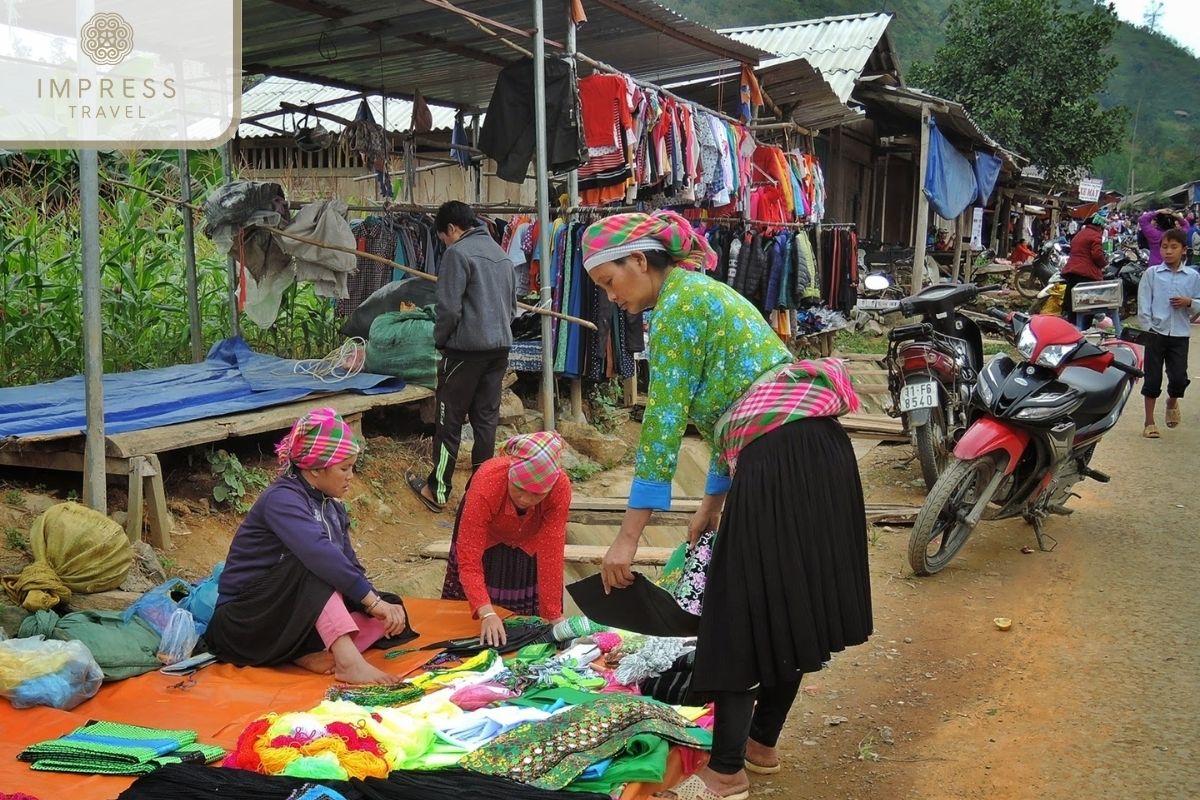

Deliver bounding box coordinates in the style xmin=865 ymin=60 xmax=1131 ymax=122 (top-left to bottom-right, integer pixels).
xmin=503 ymin=431 xmax=564 ymax=493
xmin=581 ymin=210 xmax=718 ymax=273
xmin=275 ymin=407 xmax=361 ymax=472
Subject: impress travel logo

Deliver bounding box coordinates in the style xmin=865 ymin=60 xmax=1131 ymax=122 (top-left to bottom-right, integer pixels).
xmin=1 ymin=1 xmax=240 ymax=147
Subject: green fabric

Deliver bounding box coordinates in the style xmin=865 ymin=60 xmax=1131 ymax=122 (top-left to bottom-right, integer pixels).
xmin=508 ymin=686 xmax=610 ymax=710
xmin=565 ymin=733 xmax=669 ymax=794
xmin=513 ymin=643 xmax=556 ymax=664
xmin=636 ymin=268 xmax=792 ymax=490
xmin=19 ymin=720 xmax=223 ymax=775
xmin=365 ymin=305 xmax=439 ymax=388
xmin=19 ymin=608 xmax=162 ymax=681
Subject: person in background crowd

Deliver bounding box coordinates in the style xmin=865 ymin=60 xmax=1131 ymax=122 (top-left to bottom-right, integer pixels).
xmin=1061 ymin=211 xmax=1115 ymax=331
xmin=440 ymin=432 xmax=571 ymax=647
xmin=408 ymin=200 xmax=518 ymax=513
xmin=1139 ymin=207 xmax=1189 ymax=266
xmin=1138 ymin=229 xmax=1200 ymax=439
xmin=207 ymin=408 xmax=409 ymax=685
xmin=583 ymin=210 xmax=871 ymax=800
xmin=1008 ymin=238 xmax=1037 ymax=264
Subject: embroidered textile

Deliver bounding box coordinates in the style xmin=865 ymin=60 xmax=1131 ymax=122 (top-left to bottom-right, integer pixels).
xmin=459 ymin=695 xmax=708 ymax=789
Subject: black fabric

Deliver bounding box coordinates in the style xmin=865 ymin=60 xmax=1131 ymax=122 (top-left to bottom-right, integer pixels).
xmin=426 ymin=352 xmax=508 ymax=505
xmin=206 ymin=553 xmax=330 ymax=666
xmin=567 ymin=573 xmax=700 ymax=637
xmin=638 ymin=650 xmax=697 ymax=705
xmin=478 ymin=57 xmax=584 ymax=183
xmin=692 ymin=418 xmax=873 ymax=693
xmin=117 ymin=762 xmax=610 ymax=800
xmin=708 ymin=678 xmax=803 ymax=774
xmin=420 ymin=622 xmax=556 ymax=656
xmin=1140 ymin=332 xmax=1191 ymax=399
xmin=370 ymin=591 xmax=419 ymax=649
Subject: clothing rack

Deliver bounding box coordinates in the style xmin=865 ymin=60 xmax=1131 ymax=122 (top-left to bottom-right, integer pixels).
xmin=285 ymin=201 xmax=539 ymax=215
xmin=696 ymin=216 xmax=812 ymax=229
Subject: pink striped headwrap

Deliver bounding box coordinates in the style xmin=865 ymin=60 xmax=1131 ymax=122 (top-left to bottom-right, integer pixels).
xmin=275 ymin=407 xmax=361 ymax=471
xmin=581 ymin=210 xmax=718 ymax=273
xmin=503 ymin=431 xmax=564 ymax=494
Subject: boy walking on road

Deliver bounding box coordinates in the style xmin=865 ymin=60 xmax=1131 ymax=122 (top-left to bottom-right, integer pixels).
xmin=407 ymin=201 xmax=517 ymax=510
xmin=1139 ymin=229 xmax=1200 ymax=438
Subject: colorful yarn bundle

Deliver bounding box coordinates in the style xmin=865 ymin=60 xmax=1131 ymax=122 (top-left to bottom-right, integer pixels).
xmin=325 ymin=682 xmax=425 ymax=707
xmin=591 ymin=632 xmax=622 ymax=653
xmin=223 ymin=713 xmax=389 ymax=780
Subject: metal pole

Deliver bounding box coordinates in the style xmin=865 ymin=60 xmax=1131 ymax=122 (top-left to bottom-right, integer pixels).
xmin=565 ymin=0 xmax=585 ymax=424
xmin=532 ymin=0 xmax=555 ymax=431
xmin=911 ymin=105 xmax=932 ymax=295
xmin=79 ymin=149 xmax=107 ymax=514
xmin=220 ymin=142 xmax=241 ymax=338
xmin=470 ymin=115 xmax=483 ymax=203
xmin=179 ymin=150 xmax=203 ymax=362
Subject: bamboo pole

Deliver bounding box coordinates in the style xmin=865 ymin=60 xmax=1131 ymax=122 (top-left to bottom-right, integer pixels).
xmin=101 ymin=177 xmax=596 ymax=332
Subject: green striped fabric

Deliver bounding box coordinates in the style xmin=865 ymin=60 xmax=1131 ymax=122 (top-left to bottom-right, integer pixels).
xmin=19 ymin=720 xmax=224 ymax=775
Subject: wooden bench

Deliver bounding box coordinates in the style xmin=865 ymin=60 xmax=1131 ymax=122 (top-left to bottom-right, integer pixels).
xmin=419 ymin=541 xmax=677 ymax=566
xmin=0 ymin=384 xmax=432 ymax=549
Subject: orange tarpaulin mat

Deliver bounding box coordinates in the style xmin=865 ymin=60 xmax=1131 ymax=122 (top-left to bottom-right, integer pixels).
xmin=0 ymin=597 xmax=686 ymax=799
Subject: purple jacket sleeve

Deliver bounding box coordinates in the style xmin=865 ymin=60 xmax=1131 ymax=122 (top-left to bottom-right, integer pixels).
xmin=259 ymin=494 xmax=373 ymax=602
xmin=1139 ymin=211 xmax=1155 ymax=236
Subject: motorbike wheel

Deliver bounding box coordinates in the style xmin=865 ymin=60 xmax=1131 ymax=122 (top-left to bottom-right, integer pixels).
xmin=908 ymin=454 xmax=1005 ymax=576
xmin=914 ymin=405 xmax=950 ymax=491
xmin=1014 ymin=267 xmax=1044 ymax=299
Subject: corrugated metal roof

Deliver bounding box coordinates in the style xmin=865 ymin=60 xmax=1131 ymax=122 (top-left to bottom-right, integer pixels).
xmin=721 ymin=13 xmax=898 ymax=104
xmin=238 ymin=76 xmax=457 ymax=138
xmin=241 ymin=0 xmax=771 ymax=111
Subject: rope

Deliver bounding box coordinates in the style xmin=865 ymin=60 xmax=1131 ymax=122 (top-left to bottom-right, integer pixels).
xmin=290 ymin=338 xmax=367 ymax=383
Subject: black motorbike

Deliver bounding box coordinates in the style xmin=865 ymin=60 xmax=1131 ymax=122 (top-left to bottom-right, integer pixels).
xmin=1014 ymin=240 xmax=1066 ymax=298
xmin=885 ymin=283 xmax=999 ymax=490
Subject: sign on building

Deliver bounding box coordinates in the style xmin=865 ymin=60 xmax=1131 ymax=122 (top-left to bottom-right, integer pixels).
xmin=1078 ymin=178 xmax=1104 ymax=203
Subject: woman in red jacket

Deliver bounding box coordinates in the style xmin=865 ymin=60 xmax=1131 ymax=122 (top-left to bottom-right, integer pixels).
xmin=441 ymin=431 xmax=571 ymax=646
xmin=1061 ymin=212 xmax=1113 ymax=330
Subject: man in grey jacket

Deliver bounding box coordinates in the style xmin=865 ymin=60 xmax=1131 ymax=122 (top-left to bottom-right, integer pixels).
xmin=408 ymin=201 xmax=517 ymax=511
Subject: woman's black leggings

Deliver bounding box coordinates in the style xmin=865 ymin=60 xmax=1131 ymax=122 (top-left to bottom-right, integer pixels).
xmin=707 ymin=678 xmax=803 ymax=774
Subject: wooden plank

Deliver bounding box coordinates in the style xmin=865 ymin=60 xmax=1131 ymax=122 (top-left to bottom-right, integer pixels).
xmin=0 ymin=447 xmax=129 ymax=475
xmin=105 ymin=385 xmax=433 ymax=457
xmin=572 ymin=496 xmax=702 ymax=513
xmin=126 ymin=456 xmax=145 ymax=543
xmin=838 ymin=351 xmax=888 ymax=362
xmin=569 ymin=509 xmax=694 ymax=526
xmin=143 ymin=453 xmax=171 ymax=550
xmin=569 ymin=495 xmax=918 ymax=525
xmin=420 ymin=541 xmax=676 ymax=566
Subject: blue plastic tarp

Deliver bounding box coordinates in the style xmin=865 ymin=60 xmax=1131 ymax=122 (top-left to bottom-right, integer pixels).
xmin=973 ymin=151 xmax=1003 ymax=206
xmin=0 ymin=338 xmax=405 ymax=439
xmin=923 ymin=118 xmax=978 ymax=220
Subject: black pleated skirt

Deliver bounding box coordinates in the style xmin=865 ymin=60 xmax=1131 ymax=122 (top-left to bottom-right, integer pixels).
xmin=206 ymin=555 xmax=331 ymax=666
xmin=691 ymin=417 xmax=873 ymax=692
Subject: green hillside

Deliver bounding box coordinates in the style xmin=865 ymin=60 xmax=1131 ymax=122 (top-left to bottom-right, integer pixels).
xmin=663 ymin=0 xmax=1200 ymax=196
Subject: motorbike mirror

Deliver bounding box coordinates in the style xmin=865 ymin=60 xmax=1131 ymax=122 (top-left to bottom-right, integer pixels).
xmin=863 ymin=273 xmax=892 ymax=291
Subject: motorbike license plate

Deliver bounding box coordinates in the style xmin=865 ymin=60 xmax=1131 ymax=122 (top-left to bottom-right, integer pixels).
xmin=857 ymin=298 xmax=901 ymax=311
xmin=900 ymin=382 xmax=938 ymax=412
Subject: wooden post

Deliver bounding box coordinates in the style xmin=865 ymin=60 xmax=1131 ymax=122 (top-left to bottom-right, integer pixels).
xmin=569 ymin=379 xmax=585 ymax=423
xmin=911 ymin=105 xmax=932 ymax=295
xmin=951 ymin=207 xmax=967 ymax=282
xmin=622 ymin=376 xmax=638 ymax=406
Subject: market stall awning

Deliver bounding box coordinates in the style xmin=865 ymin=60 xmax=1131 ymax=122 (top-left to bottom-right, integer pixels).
xmin=242 ymin=0 xmax=771 ymax=111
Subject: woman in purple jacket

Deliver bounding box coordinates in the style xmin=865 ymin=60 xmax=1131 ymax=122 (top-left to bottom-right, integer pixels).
xmin=207 ymin=408 xmax=410 ymax=684
xmin=1140 ymin=208 xmax=1189 ymax=266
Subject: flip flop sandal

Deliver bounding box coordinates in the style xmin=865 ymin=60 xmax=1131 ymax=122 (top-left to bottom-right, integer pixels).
xmin=1143 ymin=425 xmax=1161 ymax=439
xmin=1166 ymin=406 xmax=1181 ymax=428
xmin=652 ymin=774 xmax=750 ymax=800
xmin=743 ymin=759 xmax=781 ymax=775
xmin=406 ymin=471 xmax=445 ymax=513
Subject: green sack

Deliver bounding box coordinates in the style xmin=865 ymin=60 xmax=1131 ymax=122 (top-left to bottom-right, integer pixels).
xmin=365 ymin=305 xmax=438 ymax=389
xmin=19 ymin=609 xmax=162 ymax=681
xmin=29 ymin=502 xmax=132 ymax=594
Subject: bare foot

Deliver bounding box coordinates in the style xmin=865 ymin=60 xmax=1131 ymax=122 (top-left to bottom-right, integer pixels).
xmin=293 ymin=651 xmax=335 ymax=674
xmin=745 ymin=737 xmax=779 ymax=770
xmin=334 ymin=660 xmax=396 ymax=685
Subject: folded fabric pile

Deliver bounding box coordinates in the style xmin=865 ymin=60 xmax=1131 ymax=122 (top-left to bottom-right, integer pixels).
xmin=18 ymin=720 xmax=224 ymax=775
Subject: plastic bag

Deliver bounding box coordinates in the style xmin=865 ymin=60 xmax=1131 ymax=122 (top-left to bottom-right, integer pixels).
xmin=156 ymin=608 xmax=199 ymax=665
xmin=123 ymin=578 xmax=191 ymax=636
xmin=0 ymin=636 xmax=103 ymax=709
xmin=178 ymin=562 xmax=223 ymax=635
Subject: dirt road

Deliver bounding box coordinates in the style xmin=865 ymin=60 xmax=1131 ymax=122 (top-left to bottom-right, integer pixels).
xmin=760 ymin=343 xmax=1200 ymax=799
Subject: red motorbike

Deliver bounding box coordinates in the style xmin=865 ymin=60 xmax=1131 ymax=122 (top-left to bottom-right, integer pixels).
xmin=908 ymin=311 xmax=1144 ymax=575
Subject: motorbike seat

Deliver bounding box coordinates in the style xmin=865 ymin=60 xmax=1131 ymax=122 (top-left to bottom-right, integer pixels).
xmin=1061 ymin=348 xmax=1135 ymax=419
